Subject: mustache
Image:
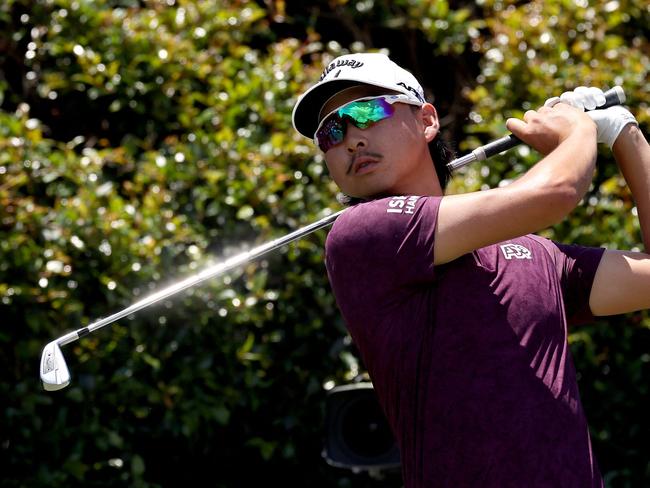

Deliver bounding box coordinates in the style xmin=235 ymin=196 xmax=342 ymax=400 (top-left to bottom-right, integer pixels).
xmin=346 ymin=151 xmax=384 ymax=175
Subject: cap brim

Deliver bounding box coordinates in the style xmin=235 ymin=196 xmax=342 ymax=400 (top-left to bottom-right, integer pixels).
xmin=292 ymin=80 xmax=363 ymax=139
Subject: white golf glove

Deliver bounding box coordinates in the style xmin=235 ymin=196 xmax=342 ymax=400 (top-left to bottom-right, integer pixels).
xmin=544 ymin=86 xmax=638 ymax=148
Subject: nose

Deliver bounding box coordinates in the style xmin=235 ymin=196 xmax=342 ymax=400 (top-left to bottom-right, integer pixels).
xmin=344 ymin=125 xmax=368 ymax=153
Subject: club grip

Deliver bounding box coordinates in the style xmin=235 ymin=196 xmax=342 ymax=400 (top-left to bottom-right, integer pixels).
xmin=603 ymin=85 xmax=626 ymax=107
xmin=478 ymin=86 xmax=625 ymax=160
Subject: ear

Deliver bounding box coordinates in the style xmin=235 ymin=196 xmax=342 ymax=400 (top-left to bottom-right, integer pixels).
xmin=421 ymin=103 xmax=440 ymax=143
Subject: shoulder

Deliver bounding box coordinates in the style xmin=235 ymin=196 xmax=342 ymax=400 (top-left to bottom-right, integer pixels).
xmin=325 ymin=195 xmax=442 ymax=299
xmin=505 ymin=236 xmax=605 ymax=287
xmin=325 ymin=195 xmax=442 ymax=278
xmin=524 ymin=235 xmax=605 ymax=263
xmin=327 ymin=195 xmax=442 ymax=248
xmin=493 ymin=235 xmax=602 ymax=263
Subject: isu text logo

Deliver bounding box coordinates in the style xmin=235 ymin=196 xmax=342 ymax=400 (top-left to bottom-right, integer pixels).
xmin=500 ymin=243 xmax=532 ymax=260
xmin=386 ymin=196 xmax=419 ymax=215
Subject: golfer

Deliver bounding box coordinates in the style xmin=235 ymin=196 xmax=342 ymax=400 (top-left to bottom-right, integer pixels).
xmin=292 ymin=53 xmax=650 ymax=487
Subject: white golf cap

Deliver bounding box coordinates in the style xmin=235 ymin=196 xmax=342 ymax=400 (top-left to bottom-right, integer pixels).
xmin=292 ymin=53 xmax=426 ymax=139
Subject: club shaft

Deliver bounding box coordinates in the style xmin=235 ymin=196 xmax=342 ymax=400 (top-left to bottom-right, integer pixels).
xmin=58 ymin=209 xmax=345 ymax=346
xmin=54 ymin=85 xmax=626 ymax=346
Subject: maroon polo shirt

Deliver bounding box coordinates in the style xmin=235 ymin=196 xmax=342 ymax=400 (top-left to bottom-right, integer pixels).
xmin=325 ymin=196 xmax=605 ymax=488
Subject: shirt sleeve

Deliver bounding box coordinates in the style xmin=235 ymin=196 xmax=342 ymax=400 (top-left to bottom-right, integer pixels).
xmin=325 ymin=196 xmax=441 ymax=314
xmin=551 ymin=242 xmax=606 ymax=326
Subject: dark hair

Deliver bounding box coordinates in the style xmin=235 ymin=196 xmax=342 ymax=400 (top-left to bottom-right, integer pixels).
xmin=430 ymin=133 xmax=454 ymax=190
xmin=337 ymin=132 xmax=455 ymax=206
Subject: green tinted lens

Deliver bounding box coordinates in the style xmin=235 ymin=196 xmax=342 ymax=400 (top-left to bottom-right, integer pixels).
xmin=315 ymin=96 xmax=399 ymax=152
xmin=338 ymin=98 xmax=395 ymax=128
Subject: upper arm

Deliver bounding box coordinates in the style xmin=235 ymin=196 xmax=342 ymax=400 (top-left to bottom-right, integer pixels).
xmin=590 ymin=249 xmax=650 ymax=316
xmin=434 ymin=183 xmax=574 ymax=265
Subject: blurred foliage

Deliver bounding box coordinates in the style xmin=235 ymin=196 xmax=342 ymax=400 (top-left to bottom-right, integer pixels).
xmin=1 ymin=0 xmax=649 ymax=486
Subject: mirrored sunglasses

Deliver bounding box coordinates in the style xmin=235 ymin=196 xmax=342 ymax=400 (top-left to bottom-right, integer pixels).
xmin=314 ymin=94 xmax=423 ymax=153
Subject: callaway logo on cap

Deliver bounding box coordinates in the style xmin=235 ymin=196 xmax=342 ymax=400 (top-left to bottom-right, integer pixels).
xmin=292 ymin=53 xmax=426 ymax=139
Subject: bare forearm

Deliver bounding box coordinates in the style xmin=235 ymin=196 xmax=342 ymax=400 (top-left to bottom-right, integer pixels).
xmin=435 ymin=127 xmax=597 ymax=265
xmin=612 ymin=124 xmax=650 ymax=250
xmin=436 ymin=105 xmax=598 ymax=266
xmin=506 ymin=105 xmax=598 ymax=215
xmin=518 ymin=126 xmax=598 ymax=208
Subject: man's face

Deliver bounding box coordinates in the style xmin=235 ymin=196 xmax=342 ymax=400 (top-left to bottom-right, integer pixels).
xmin=318 ymin=85 xmax=441 ymax=199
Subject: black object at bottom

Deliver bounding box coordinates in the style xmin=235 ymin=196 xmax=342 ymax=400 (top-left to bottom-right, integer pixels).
xmin=324 ymin=383 xmax=400 ymax=471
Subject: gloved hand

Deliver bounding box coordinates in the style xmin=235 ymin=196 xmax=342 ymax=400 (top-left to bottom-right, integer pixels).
xmin=544 ymin=86 xmax=638 ymax=148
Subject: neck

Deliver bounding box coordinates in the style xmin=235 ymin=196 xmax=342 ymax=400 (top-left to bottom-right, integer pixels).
xmin=390 ymin=153 xmax=443 ymax=197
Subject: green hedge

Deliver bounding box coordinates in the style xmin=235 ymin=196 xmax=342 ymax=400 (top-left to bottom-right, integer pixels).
xmin=1 ymin=1 xmax=648 ymax=486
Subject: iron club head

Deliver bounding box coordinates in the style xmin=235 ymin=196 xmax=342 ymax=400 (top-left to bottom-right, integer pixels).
xmin=40 ymin=341 xmax=71 ymax=391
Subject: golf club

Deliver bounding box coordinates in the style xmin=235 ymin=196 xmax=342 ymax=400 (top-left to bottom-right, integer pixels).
xmin=40 ymin=86 xmax=626 ymax=391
